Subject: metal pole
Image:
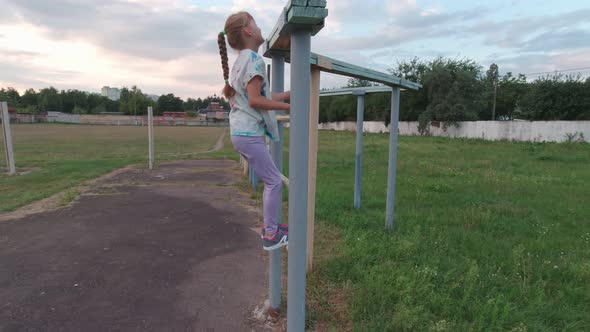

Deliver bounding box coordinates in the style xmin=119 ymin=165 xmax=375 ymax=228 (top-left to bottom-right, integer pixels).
xmin=288 ymin=29 xmax=311 ymax=332
xmin=269 ymin=54 xmax=285 ymax=311
xmin=250 ymin=165 xmax=258 ymax=191
xmin=148 ymin=106 xmax=154 ymax=169
xmin=386 ymin=87 xmax=401 ymax=230
xmin=353 ymin=92 xmax=365 ymax=209
xmin=1 ymin=101 xmax=16 ymax=175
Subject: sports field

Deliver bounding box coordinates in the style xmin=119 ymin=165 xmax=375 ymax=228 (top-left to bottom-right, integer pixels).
xmin=0 ymin=124 xmax=231 ymax=212
xmin=1 ymin=124 xmax=589 ymax=330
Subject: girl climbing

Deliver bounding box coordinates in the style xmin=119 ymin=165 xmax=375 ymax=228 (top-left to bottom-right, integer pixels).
xmin=218 ymin=11 xmax=289 ymax=250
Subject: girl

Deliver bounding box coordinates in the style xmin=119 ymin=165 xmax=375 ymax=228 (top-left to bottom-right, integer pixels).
xmin=218 ymin=12 xmax=289 ymax=251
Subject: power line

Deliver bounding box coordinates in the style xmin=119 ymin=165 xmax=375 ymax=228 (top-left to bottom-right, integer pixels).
xmin=522 ymin=66 xmax=590 ymax=76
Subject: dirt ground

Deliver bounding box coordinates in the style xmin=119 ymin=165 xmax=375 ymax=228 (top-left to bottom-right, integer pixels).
xmin=0 ymin=160 xmax=272 ymax=332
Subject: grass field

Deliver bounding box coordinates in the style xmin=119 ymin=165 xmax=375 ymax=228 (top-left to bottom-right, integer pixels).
xmin=2 ymin=124 xmax=589 ymax=330
xmin=299 ymin=131 xmax=590 ymax=331
xmin=0 ymin=124 xmax=232 ymax=212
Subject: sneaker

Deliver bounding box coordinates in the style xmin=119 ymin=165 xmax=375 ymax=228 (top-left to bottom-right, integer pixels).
xmin=260 ymin=224 xmax=288 ymax=237
xmin=263 ymin=228 xmax=288 ymax=251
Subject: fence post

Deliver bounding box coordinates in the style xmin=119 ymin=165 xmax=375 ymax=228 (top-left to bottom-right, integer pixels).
xmin=287 ymin=29 xmax=311 ymax=332
xmin=386 ymin=87 xmax=401 ymax=230
xmin=1 ymin=102 xmax=16 ymax=175
xmin=148 ymin=106 xmax=154 ymax=169
xmin=353 ymin=90 xmax=366 ymax=209
xmin=269 ymin=54 xmax=285 ymax=311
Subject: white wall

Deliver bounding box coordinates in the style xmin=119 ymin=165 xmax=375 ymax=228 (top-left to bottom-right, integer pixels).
xmin=315 ymin=121 xmax=590 ymax=143
xmin=46 ymin=112 xmax=81 ymax=124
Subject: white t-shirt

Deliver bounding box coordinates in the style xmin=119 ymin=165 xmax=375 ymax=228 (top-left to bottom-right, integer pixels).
xmin=229 ymin=49 xmax=278 ymax=140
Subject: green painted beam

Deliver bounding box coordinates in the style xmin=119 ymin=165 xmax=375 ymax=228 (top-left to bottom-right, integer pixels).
xmin=310 ymin=53 xmax=421 ymax=90
xmin=319 ymin=86 xmax=395 ymax=97
xmin=265 ymin=1 xmax=328 ymax=57
xmin=263 ymin=2 xmax=420 ymax=90
xmin=308 ymin=0 xmax=327 ymax=7
xmin=287 ymin=0 xmax=327 ymax=7
xmin=287 ymin=6 xmax=328 ymax=24
xmin=262 ymin=50 xmax=421 ymax=90
xmin=287 ymin=0 xmax=309 ymax=6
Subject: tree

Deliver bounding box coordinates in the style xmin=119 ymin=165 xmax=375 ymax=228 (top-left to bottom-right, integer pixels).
xmin=319 ymin=94 xmax=355 ymax=123
xmin=485 ymin=63 xmax=499 ymax=120
xmin=419 ymin=57 xmax=484 ymax=132
xmin=158 ymin=93 xmax=183 ymax=113
xmin=183 ymin=98 xmax=199 ymax=111
xmin=37 ymin=87 xmax=62 ymax=113
xmin=119 ymin=87 xmax=131 ymax=114
xmin=61 ymin=89 xmax=88 ymax=113
xmin=200 ymin=95 xmax=230 ymax=111
xmin=516 ymin=74 xmax=590 ymax=120
xmin=495 ymin=72 xmax=528 ymax=120
xmin=119 ymin=86 xmax=154 ymax=115
xmin=346 ymin=77 xmax=376 ymax=88
xmin=21 ymin=89 xmax=38 ymax=107
xmin=104 ymin=98 xmax=120 ymax=113
xmin=195 ymin=97 xmax=205 ymax=111
xmin=0 ymin=87 xmax=21 ymax=107
xmin=390 ymin=57 xmax=429 ymax=121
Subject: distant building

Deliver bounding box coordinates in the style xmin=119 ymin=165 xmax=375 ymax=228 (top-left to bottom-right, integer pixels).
xmin=199 ymin=102 xmax=229 ymax=121
xmin=198 ymin=101 xmax=226 ymax=114
xmin=101 ymin=86 xmax=121 ymax=101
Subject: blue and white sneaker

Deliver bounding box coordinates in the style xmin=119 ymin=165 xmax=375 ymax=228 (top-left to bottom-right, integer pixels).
xmin=263 ymin=228 xmax=288 ymax=251
xmin=260 ymin=224 xmax=288 ymax=238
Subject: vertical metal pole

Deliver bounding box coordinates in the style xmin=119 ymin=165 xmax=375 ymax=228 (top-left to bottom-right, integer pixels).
xmin=1 ymin=102 xmax=16 ymax=175
xmin=269 ymin=54 xmax=285 ymax=311
xmin=148 ymin=106 xmax=154 ymax=169
xmin=306 ymin=67 xmax=321 ymax=273
xmin=288 ymin=29 xmax=311 ymax=332
xmin=386 ymin=87 xmax=401 ymax=230
xmin=353 ymin=92 xmax=365 ymax=209
xmin=250 ymin=165 xmax=258 ymax=191
xmin=248 ymin=165 xmax=254 ymax=189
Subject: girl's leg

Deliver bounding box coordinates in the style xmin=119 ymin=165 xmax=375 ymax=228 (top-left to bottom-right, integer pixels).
xmin=231 ymin=136 xmax=282 ymax=236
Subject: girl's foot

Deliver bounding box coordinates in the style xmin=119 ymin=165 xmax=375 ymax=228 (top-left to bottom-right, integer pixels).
xmin=263 ymin=229 xmax=288 ymax=251
xmin=260 ymin=224 xmax=288 ymax=237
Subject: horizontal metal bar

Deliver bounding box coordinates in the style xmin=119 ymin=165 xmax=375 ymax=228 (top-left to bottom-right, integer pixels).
xmin=320 ymin=86 xmax=394 ymax=96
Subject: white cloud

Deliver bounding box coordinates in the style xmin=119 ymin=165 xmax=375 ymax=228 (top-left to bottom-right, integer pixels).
xmin=0 ymin=0 xmax=588 ymax=98
xmin=387 ymin=0 xmax=417 ymax=15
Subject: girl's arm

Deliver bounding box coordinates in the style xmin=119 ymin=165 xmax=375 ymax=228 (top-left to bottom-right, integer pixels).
xmin=272 ymin=91 xmax=290 ymax=102
xmin=247 ymin=76 xmax=290 ymax=112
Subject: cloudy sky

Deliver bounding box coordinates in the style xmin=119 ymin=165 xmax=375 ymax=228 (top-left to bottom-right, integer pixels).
xmin=1 ymin=0 xmax=589 ymax=99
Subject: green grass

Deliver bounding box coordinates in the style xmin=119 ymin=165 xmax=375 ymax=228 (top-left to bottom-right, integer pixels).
xmin=0 ymin=124 xmax=233 ymax=212
xmin=297 ymin=132 xmax=590 ymax=331
xmin=2 ymin=124 xmax=589 ymax=330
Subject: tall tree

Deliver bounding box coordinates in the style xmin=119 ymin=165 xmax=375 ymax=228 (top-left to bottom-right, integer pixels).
xmin=517 ymin=74 xmax=590 ymax=120
xmin=157 ymin=93 xmax=183 ymax=113
xmin=21 ymin=89 xmax=38 ymax=113
xmin=61 ymin=89 xmax=88 ymax=113
xmin=486 ymin=63 xmax=499 ymax=120
xmin=390 ymin=57 xmax=429 ymax=122
xmin=421 ymin=57 xmax=484 ymax=130
xmin=0 ymin=87 xmax=21 ymax=107
xmin=118 ymin=86 xmax=154 ymax=115
xmin=183 ymin=98 xmax=199 ymax=111
xmin=37 ymin=87 xmax=62 ymax=113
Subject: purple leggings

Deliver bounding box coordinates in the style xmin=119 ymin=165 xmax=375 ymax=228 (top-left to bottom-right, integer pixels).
xmin=231 ymin=135 xmax=282 ymax=235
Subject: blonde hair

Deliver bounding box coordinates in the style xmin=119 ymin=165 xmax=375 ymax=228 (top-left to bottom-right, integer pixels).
xmin=218 ymin=11 xmax=254 ymax=99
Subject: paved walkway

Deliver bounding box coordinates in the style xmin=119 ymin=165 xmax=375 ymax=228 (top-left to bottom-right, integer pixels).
xmin=0 ymin=160 xmax=269 ymax=331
